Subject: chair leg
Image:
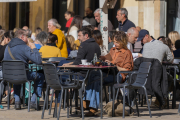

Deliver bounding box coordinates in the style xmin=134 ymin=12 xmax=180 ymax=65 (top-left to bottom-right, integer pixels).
xmin=123 ymin=86 xmax=126 ymax=118
xmin=49 ymin=89 xmax=54 ymax=115
xmin=109 ymin=86 xmax=111 ymax=102
xmin=0 ymin=81 xmax=3 ymax=104
xmin=53 ymin=91 xmax=58 ymax=118
xmin=73 ymin=91 xmax=75 ymax=102
xmin=70 ymin=89 xmax=72 ymax=114
xmin=141 ymin=95 xmax=143 ymax=107
xmin=41 ymin=85 xmax=49 ymax=119
xmin=150 ymin=95 xmax=152 ymax=105
xmin=57 ymin=89 xmax=64 ymax=120
xmin=144 ymin=87 xmax=152 ymax=118
xmin=115 ymin=88 xmax=119 ymax=100
xmin=134 ymin=92 xmax=139 ymax=117
xmin=28 ymin=81 xmax=31 ymax=112
xmin=7 ymin=83 xmax=10 ymax=110
xmin=23 ymin=83 xmax=25 ymax=107
xmin=178 ymin=103 xmax=180 ymax=115
xmin=79 ymin=88 xmax=84 ymax=120
xmin=46 ymin=87 xmax=49 ymax=110
xmin=112 ymin=86 xmax=115 ymax=117
xmin=64 ymin=89 xmax=67 ymax=110
xmin=104 ymin=86 xmax=108 ymax=103
xmin=67 ymin=89 xmax=69 ymax=118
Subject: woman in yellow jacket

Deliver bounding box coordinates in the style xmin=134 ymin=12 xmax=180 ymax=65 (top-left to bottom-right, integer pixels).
xmin=48 ymin=19 xmax=68 ymax=58
xmin=39 ymin=33 xmax=61 ymax=58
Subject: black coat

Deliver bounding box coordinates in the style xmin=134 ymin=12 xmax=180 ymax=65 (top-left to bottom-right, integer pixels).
xmin=73 ymin=38 xmax=101 ymax=65
xmin=130 ymin=57 xmax=168 ymax=104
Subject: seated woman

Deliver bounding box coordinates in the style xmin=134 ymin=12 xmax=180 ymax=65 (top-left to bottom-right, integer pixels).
xmin=93 ymin=30 xmax=108 ymax=56
xmin=83 ymin=31 xmax=134 ymax=116
xmin=39 ymin=33 xmax=61 ymax=58
xmin=173 ymin=40 xmax=180 ymax=58
xmin=66 ymin=35 xmax=78 ymax=58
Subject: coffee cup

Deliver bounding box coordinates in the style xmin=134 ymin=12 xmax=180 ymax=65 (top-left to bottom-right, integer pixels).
xmin=81 ymin=59 xmax=87 ymax=65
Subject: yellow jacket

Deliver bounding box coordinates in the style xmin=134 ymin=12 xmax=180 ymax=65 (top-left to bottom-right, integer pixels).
xmin=52 ymin=29 xmax=68 ymax=58
xmin=39 ymin=45 xmax=61 ymax=58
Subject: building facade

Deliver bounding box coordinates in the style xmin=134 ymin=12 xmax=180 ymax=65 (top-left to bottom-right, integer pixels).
xmin=0 ymin=0 xmax=178 ymax=39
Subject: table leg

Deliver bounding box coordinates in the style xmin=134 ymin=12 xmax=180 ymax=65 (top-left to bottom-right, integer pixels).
xmin=99 ymin=70 xmax=103 ymax=119
xmin=172 ymin=66 xmax=177 ymax=109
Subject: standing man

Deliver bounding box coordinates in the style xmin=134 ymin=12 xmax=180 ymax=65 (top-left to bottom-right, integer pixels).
xmin=116 ymin=8 xmax=135 ymax=32
xmin=83 ymin=7 xmax=96 ymax=27
xmin=127 ymin=27 xmax=142 ymax=60
xmin=94 ymin=8 xmax=114 ymax=31
xmin=48 ymin=19 xmax=68 ymax=58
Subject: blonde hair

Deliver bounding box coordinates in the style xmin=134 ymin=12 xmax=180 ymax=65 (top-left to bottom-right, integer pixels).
xmin=0 ymin=29 xmax=5 ymax=43
xmin=168 ymin=31 xmax=180 ymax=45
xmin=66 ymin=35 xmax=76 ymax=50
xmin=48 ymin=19 xmax=61 ymax=29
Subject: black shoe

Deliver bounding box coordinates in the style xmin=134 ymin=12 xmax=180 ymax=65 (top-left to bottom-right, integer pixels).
xmin=30 ymin=102 xmax=37 ymax=109
xmin=15 ymin=102 xmax=21 ymax=110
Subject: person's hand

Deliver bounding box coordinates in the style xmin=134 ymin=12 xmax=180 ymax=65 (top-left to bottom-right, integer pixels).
xmin=94 ymin=27 xmax=98 ymax=30
xmin=28 ymin=40 xmax=36 ymax=49
xmin=1 ymin=38 xmax=10 ymax=46
xmin=138 ymin=53 xmax=142 ymax=57
xmin=105 ymin=60 xmax=111 ymax=65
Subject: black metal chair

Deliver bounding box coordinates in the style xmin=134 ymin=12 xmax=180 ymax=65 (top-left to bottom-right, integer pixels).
xmin=112 ymin=62 xmax=152 ymax=118
xmin=41 ymin=63 xmax=84 ymax=120
xmin=0 ymin=60 xmax=38 ymax=112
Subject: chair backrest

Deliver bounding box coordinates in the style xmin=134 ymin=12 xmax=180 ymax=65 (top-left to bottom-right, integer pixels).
xmin=49 ymin=57 xmax=66 ymax=62
xmin=173 ymin=59 xmax=180 ymax=64
xmin=2 ymin=60 xmax=27 ymax=84
xmin=133 ymin=62 xmax=152 ymax=86
xmin=43 ymin=63 xmax=61 ymax=90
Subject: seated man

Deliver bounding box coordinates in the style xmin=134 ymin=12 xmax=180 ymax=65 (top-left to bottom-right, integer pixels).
xmin=3 ymin=29 xmax=44 ymax=110
xmin=126 ymin=27 xmax=142 ymax=60
xmin=83 ymin=31 xmax=133 ymax=116
xmin=56 ymin=27 xmax=101 ymax=105
xmin=137 ymin=29 xmax=174 ymax=63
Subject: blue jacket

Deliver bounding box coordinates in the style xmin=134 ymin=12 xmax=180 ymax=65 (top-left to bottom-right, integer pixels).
xmin=3 ymin=38 xmax=42 ymax=67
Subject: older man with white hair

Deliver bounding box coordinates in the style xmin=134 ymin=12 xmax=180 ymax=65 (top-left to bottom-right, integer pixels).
xmin=48 ymin=19 xmax=68 ymax=58
xmin=94 ymin=8 xmax=113 ymax=31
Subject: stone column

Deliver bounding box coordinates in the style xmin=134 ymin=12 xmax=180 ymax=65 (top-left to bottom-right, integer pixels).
xmin=29 ymin=0 xmax=52 ymax=32
xmin=67 ymin=0 xmax=73 ymax=11
xmin=0 ymin=3 xmax=9 ymax=30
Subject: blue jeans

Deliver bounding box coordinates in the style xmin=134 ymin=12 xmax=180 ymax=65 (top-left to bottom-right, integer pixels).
xmin=57 ymin=74 xmax=84 ymax=103
xmin=13 ymin=71 xmax=44 ymax=102
xmin=83 ymin=71 xmax=122 ymax=109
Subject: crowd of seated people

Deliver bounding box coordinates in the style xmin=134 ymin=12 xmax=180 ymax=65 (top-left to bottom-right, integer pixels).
xmin=1 ymin=7 xmax=180 ymax=119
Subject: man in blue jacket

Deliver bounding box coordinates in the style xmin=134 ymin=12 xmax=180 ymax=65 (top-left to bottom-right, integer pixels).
xmin=3 ymin=29 xmax=44 ymax=110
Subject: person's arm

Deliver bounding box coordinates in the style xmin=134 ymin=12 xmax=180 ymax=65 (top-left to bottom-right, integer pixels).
xmin=72 ymin=44 xmax=86 ymax=65
xmin=25 ymin=42 xmax=42 ymax=65
xmin=54 ymin=31 xmax=64 ymax=49
xmin=166 ymin=47 xmax=174 ymax=63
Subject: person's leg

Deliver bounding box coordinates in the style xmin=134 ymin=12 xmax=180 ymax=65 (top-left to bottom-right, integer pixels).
xmin=27 ymin=72 xmax=44 ymax=103
xmin=13 ymin=84 xmax=21 ymax=102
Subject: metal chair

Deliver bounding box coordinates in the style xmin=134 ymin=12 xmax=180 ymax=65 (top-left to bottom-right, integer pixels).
xmin=112 ymin=62 xmax=152 ymax=118
xmin=41 ymin=63 xmax=84 ymax=120
xmin=0 ymin=60 xmax=37 ymax=112
xmin=49 ymin=57 xmax=66 ymax=62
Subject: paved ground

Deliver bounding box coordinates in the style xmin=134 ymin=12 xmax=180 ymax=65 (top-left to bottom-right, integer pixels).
xmin=0 ymin=99 xmax=180 ymax=120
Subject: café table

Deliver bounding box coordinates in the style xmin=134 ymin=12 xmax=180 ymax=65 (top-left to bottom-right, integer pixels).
xmin=162 ymin=61 xmax=179 ymax=109
xmin=58 ymin=65 xmax=116 ymax=119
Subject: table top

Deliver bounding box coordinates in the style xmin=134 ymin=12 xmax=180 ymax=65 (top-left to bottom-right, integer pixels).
xmin=58 ymin=65 xmax=116 ymax=69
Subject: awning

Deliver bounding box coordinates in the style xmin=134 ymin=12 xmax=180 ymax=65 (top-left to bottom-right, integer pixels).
xmin=0 ymin=0 xmax=36 ymax=2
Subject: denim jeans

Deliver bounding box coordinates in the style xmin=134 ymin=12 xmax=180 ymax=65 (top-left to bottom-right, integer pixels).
xmin=13 ymin=71 xmax=44 ymax=102
xmin=83 ymin=71 xmax=122 ymax=109
xmin=57 ymin=74 xmax=84 ymax=103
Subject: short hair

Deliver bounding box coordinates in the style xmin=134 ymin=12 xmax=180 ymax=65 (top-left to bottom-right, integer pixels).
xmin=65 ymin=11 xmax=74 ymax=17
xmin=127 ymin=27 xmax=138 ymax=35
xmin=114 ymin=31 xmax=128 ymax=49
xmin=157 ymin=36 xmax=165 ymax=40
xmin=93 ymin=30 xmax=103 ymax=46
xmin=48 ymin=33 xmax=58 ymax=43
xmin=14 ymin=29 xmax=27 ymax=38
xmin=94 ymin=8 xmax=101 ymax=14
xmin=78 ymin=27 xmax=92 ymax=38
xmin=48 ymin=18 xmax=61 ymax=29
xmin=26 ymin=29 xmax=32 ymax=38
xmin=3 ymin=30 xmax=14 ymax=40
xmin=84 ymin=25 xmax=94 ymax=36
xmin=108 ymin=31 xmax=116 ymax=41
xmin=117 ymin=8 xmax=128 ymax=18
xmin=36 ymin=31 xmax=48 ymax=45
xmin=175 ymin=40 xmax=180 ymax=50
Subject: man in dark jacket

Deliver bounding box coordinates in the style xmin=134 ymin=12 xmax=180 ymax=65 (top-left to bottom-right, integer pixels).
xmin=3 ymin=29 xmax=44 ymax=110
xmin=83 ymin=7 xmax=96 ymax=27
